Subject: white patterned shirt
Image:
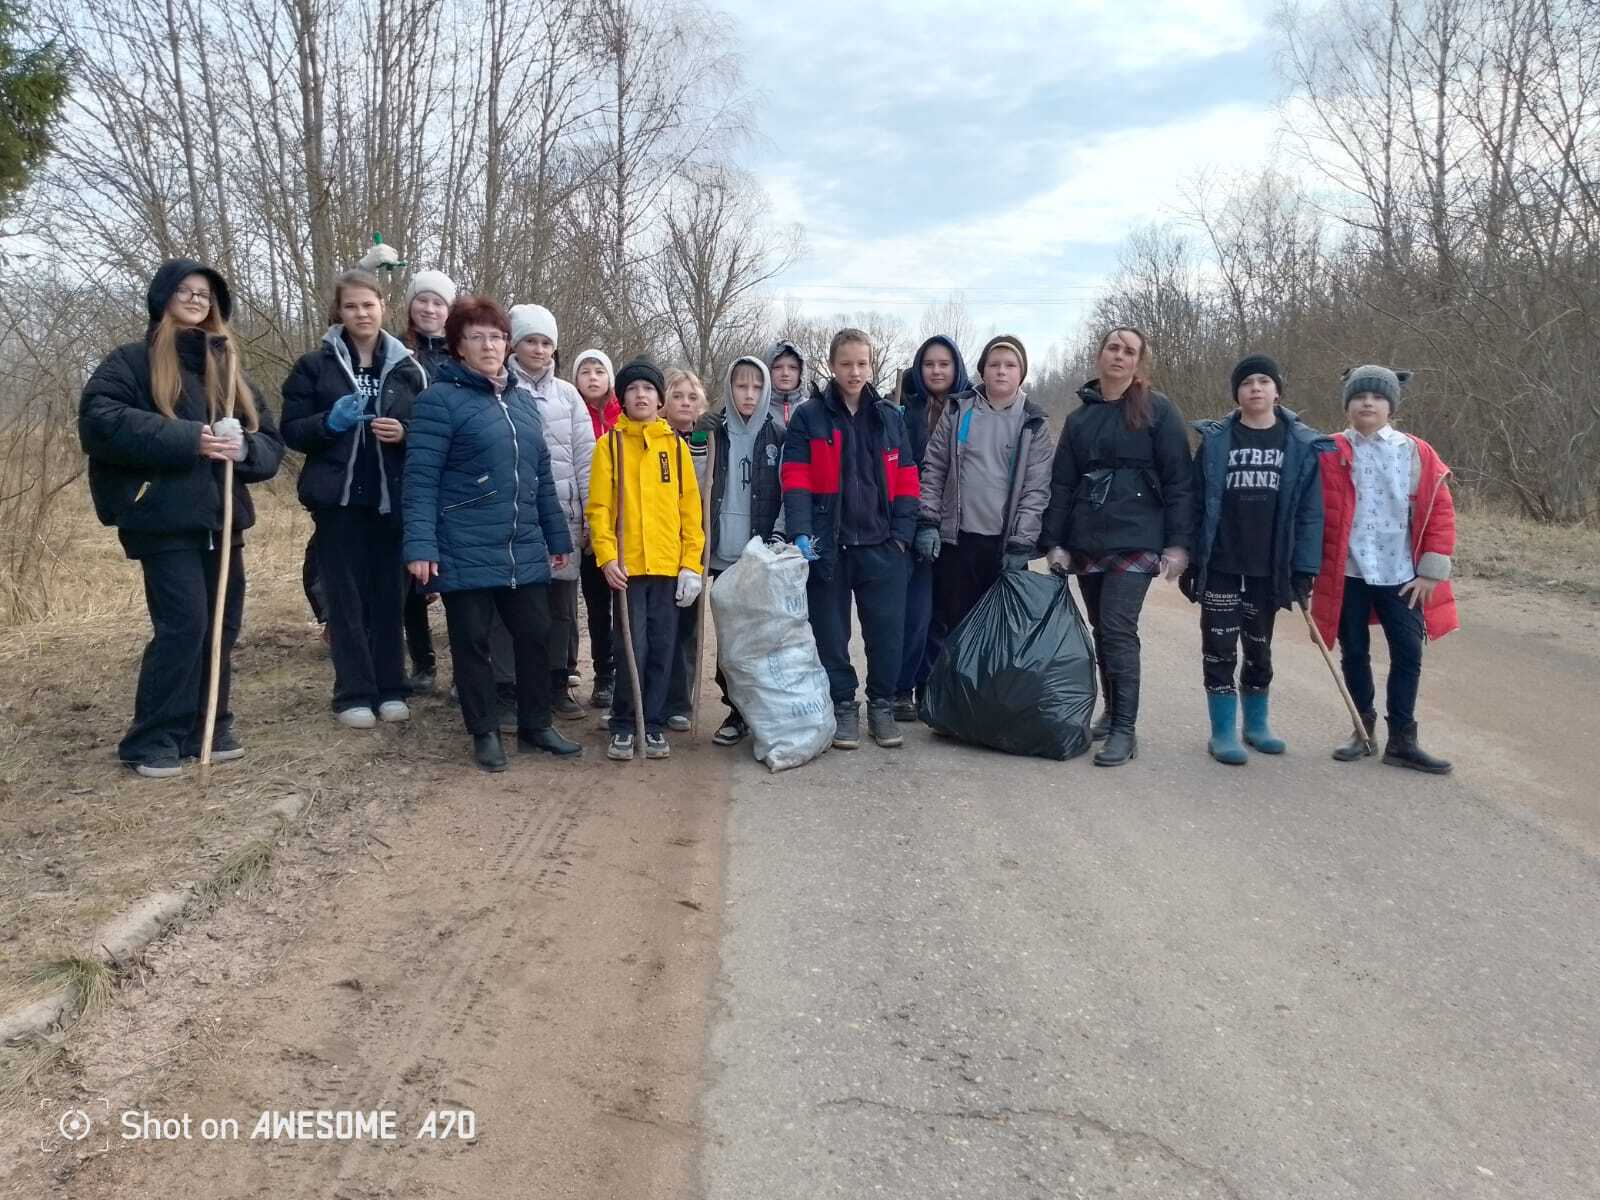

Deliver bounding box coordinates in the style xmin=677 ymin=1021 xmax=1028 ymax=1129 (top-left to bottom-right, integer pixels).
xmin=1345 ymin=424 xmax=1415 ymax=586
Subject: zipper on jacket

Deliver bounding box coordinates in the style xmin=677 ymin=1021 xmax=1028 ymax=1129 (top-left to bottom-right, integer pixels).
xmin=499 ymin=395 xmax=521 ymax=587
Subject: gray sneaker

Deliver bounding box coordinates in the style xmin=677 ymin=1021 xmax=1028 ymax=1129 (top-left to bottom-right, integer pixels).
xmin=832 ymin=702 xmax=861 ymax=750
xmin=868 ymin=701 xmax=903 ymax=748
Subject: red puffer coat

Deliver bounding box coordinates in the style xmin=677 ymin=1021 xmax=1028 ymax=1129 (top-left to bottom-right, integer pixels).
xmin=1310 ymin=431 xmax=1460 ymax=645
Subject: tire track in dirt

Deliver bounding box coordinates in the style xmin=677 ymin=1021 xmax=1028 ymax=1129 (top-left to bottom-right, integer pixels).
xmin=25 ymin=741 xmax=728 ymax=1200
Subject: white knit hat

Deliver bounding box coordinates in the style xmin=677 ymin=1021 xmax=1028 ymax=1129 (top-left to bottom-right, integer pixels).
xmin=405 ymin=269 xmax=457 ymax=307
xmin=571 ymin=348 xmax=613 ymax=383
xmin=509 ymin=303 xmax=558 ymax=347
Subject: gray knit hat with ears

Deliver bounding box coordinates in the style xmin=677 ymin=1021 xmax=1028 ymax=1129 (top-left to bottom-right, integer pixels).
xmin=1341 ymin=364 xmax=1413 ymax=412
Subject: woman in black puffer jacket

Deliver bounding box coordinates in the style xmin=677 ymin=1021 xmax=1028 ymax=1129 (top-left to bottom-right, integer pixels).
xmin=1040 ymin=326 xmax=1193 ymax=767
xmin=78 ymin=259 xmax=285 ymax=778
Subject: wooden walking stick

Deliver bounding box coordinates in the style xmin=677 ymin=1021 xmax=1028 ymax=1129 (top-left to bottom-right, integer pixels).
xmin=611 ymin=429 xmax=647 ymax=757
xmin=1299 ymin=599 xmax=1375 ymax=755
xmin=689 ymin=428 xmax=715 ymax=739
xmin=199 ymin=338 xmax=240 ymax=784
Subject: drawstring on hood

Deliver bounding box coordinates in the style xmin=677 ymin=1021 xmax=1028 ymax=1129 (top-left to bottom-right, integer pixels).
xmin=765 ymin=339 xmax=807 ymax=420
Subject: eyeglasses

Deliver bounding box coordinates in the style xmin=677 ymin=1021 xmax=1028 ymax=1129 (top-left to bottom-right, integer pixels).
xmin=461 ymin=332 xmax=508 ymax=347
xmin=174 ymin=288 xmax=212 ymax=304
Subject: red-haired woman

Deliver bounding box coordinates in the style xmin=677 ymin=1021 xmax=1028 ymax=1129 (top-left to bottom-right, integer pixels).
xmin=282 ymin=269 xmax=425 ymax=728
xmin=1040 ymin=327 xmax=1193 ymax=766
xmin=79 ymin=259 xmax=284 ymax=778
xmin=402 ymin=296 xmax=581 ymax=772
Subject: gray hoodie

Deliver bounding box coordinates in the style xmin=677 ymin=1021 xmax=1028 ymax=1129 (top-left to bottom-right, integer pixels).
xmin=713 ymin=355 xmax=775 ymax=571
xmin=764 ymin=339 xmax=807 ymax=423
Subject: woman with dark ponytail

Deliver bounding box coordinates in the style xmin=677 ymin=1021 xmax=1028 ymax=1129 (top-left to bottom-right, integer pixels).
xmin=79 ymin=259 xmax=285 ymax=778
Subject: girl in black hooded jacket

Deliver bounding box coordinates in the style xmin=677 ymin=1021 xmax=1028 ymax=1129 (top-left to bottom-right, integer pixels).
xmin=78 ymin=259 xmax=284 ymax=778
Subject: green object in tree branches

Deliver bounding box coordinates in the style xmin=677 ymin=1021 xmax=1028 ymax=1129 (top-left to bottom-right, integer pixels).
xmin=0 ymin=0 xmax=70 ymax=210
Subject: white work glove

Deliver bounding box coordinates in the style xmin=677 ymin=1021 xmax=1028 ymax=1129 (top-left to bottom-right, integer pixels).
xmin=1045 ymin=546 xmax=1071 ymax=575
xmin=212 ymin=417 xmax=247 ymax=462
xmin=675 ymin=568 xmax=703 ymax=608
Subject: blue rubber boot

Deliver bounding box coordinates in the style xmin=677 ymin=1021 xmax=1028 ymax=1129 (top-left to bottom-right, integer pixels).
xmin=1206 ymin=693 xmax=1248 ymax=765
xmin=1241 ymin=688 xmax=1286 ymax=754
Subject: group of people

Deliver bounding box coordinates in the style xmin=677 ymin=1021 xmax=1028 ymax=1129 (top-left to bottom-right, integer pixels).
xmin=78 ymin=257 xmax=1459 ymax=779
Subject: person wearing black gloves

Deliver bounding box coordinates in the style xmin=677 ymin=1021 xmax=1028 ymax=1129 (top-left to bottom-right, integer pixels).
xmin=79 ymin=259 xmax=284 ymax=777
xmin=781 ymin=328 xmax=919 ymax=750
xmin=1040 ymin=326 xmax=1193 ymax=767
xmin=915 ymin=335 xmax=1053 ymax=633
xmin=1184 ymin=354 xmax=1331 ymax=764
xmin=281 ymin=268 xmax=424 ymax=728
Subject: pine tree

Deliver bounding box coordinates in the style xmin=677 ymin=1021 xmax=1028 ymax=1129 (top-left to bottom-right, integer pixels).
xmin=0 ymin=0 xmax=68 ymax=210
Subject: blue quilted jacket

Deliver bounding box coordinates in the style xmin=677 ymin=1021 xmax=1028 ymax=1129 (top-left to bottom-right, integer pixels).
xmin=402 ymin=359 xmax=574 ymax=592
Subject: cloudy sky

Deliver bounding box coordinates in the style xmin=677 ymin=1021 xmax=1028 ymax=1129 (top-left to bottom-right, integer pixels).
xmin=718 ymin=0 xmax=1285 ymax=369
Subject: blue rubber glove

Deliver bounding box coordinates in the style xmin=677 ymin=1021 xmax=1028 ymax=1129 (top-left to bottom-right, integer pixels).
xmin=793 ymin=534 xmax=819 ymax=562
xmin=913 ymin=527 xmax=941 ymax=562
xmin=326 ymin=393 xmax=371 ymax=434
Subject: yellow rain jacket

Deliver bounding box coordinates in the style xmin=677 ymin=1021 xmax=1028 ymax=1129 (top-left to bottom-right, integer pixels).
xmin=586 ymin=414 xmax=705 ymax=577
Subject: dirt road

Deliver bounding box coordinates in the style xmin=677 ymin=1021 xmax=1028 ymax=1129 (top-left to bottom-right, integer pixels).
xmin=4 ymin=575 xmax=1598 ymax=1199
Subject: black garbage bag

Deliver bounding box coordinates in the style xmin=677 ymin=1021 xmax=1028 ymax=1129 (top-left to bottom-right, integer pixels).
xmin=919 ymin=569 xmax=1096 ymax=760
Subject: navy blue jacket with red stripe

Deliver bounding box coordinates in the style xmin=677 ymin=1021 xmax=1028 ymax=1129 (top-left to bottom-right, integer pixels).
xmin=780 ymin=381 xmax=919 ymax=564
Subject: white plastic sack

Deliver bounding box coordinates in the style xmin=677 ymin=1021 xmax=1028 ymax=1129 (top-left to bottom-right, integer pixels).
xmin=710 ymin=537 xmax=835 ymax=771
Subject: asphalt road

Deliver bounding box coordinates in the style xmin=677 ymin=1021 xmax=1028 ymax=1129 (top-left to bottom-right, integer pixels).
xmin=700 ymin=579 xmax=1600 ymax=1200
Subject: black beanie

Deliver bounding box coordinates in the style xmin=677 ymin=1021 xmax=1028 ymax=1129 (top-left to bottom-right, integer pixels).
xmin=1230 ymin=353 xmax=1283 ymax=401
xmin=146 ymin=259 xmax=233 ymax=325
xmin=614 ymin=357 xmax=666 ymax=405
xmin=976 ymin=333 xmax=1028 ymax=380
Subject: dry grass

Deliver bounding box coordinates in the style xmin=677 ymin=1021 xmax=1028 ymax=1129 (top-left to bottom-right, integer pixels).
xmin=1453 ymin=503 xmax=1600 ymax=601
xmin=0 ymin=485 xmax=465 ymax=1006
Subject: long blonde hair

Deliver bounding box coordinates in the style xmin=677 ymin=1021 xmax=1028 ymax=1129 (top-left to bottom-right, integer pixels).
xmin=148 ymin=311 xmax=260 ymax=431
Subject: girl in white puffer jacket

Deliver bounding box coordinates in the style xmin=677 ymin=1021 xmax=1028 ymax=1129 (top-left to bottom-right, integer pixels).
xmin=495 ymin=303 xmax=595 ymax=719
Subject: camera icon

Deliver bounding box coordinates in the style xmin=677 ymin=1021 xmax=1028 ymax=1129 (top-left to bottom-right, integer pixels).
xmin=40 ymin=1098 xmax=110 ymax=1154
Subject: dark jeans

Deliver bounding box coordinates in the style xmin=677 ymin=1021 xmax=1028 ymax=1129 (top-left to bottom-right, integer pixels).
xmin=314 ymin=507 xmax=407 ymax=711
xmin=404 ymin=581 xmax=435 ymax=675
xmin=807 ymin=541 xmax=909 ymax=705
xmin=303 ymin=531 xmax=325 ymax=623
xmin=1337 ymin=576 xmax=1425 ymax=724
xmin=119 ymin=546 xmax=245 ymax=764
xmin=580 ymin=551 xmax=616 ymax=688
xmin=1201 ymin=573 xmax=1277 ymax=694
xmin=897 ymin=555 xmax=938 ymax=695
xmin=443 ymin=585 xmax=553 ymax=736
xmin=610 ymin=575 xmax=678 ymax=735
xmin=934 ymin=532 xmax=1003 ymax=636
xmin=1077 ymin=570 xmax=1154 ymax=724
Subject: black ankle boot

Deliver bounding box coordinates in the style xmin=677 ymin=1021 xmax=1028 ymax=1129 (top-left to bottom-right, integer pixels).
xmin=1093 ymin=674 xmax=1140 ymax=767
xmin=1332 ymin=711 xmax=1377 ymax=762
xmin=473 ymin=731 xmax=508 ymax=772
xmin=519 ymin=726 xmax=582 ymax=757
xmin=1382 ymin=719 xmax=1452 ymax=774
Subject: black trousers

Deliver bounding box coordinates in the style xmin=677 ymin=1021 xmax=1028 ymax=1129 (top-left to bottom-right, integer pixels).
xmin=1077 ymin=570 xmax=1154 ymax=724
xmin=664 ymin=588 xmax=701 ymax=719
xmin=1201 ymin=573 xmax=1277 ymax=694
xmin=303 ymin=530 xmax=326 ymax=623
xmin=489 ymin=577 xmax=576 ymax=691
xmin=443 ymin=585 xmax=554 ymax=736
xmin=404 ymin=582 xmax=435 ymax=675
xmin=1337 ymin=577 xmax=1425 ymax=724
xmin=610 ymin=575 xmax=678 ymax=735
xmin=897 ymin=555 xmax=937 ymax=695
xmin=313 ymin=506 xmax=408 ymax=711
xmin=934 ymin=532 xmax=1004 ymax=636
xmin=580 ymin=551 xmax=616 ymax=687
xmin=807 ymin=541 xmax=909 ymax=705
xmin=120 ymin=546 xmax=245 ymax=764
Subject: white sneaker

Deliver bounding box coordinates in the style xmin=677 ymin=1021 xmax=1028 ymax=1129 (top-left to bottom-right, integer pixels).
xmin=337 ymin=706 xmax=377 ymax=729
xmin=378 ymin=700 xmax=411 ymax=723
